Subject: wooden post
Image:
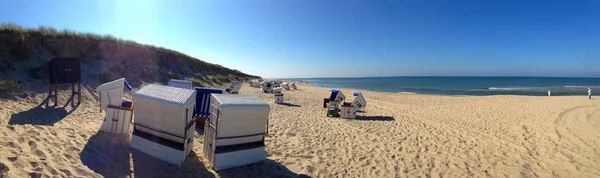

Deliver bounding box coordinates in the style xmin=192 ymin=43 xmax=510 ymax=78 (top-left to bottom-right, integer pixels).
xmin=54 ymin=84 xmax=58 ymax=106
xmin=48 ymin=82 xmax=52 ymax=106
xmin=78 ymin=82 xmax=81 ymax=104
xmin=99 ymin=92 xmax=102 ymax=113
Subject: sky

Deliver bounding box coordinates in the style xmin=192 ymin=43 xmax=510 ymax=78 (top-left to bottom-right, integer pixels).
xmin=1 ymin=0 xmax=599 ymax=78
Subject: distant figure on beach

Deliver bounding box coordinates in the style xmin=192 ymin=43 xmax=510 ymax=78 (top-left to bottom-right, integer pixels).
xmin=588 ymin=88 xmax=592 ymax=100
xmin=548 ymin=90 xmax=551 ymax=96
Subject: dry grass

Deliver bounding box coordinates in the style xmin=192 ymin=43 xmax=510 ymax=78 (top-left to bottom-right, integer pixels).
xmin=0 ymin=23 xmax=259 ymax=92
xmin=0 ymin=80 xmax=21 ymax=95
xmin=0 ymin=23 xmax=259 ymax=79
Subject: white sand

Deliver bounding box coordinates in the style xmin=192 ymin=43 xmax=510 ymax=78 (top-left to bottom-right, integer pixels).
xmin=1 ymin=83 xmax=600 ymax=177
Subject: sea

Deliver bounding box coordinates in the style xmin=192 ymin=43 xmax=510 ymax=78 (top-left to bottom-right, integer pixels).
xmin=281 ymin=77 xmax=600 ymax=96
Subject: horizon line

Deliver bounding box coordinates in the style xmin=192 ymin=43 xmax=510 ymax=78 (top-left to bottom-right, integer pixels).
xmin=274 ymin=75 xmax=600 ymax=79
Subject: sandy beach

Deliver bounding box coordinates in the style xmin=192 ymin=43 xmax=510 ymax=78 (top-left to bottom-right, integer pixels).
xmin=1 ymin=83 xmax=600 ymax=177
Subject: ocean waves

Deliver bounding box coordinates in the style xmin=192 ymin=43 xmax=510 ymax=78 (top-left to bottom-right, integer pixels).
xmin=283 ymin=77 xmax=600 ymax=96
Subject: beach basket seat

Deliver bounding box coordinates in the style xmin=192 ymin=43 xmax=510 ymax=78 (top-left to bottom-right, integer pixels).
xmin=281 ymin=82 xmax=291 ymax=90
xmin=340 ymin=102 xmax=355 ymax=119
xmin=167 ymin=79 xmax=193 ymax=89
xmin=351 ymin=92 xmax=367 ymax=112
xmin=194 ymin=87 xmax=223 ymax=126
xmin=290 ymin=82 xmax=297 ymax=90
xmin=274 ymin=94 xmax=284 ymax=104
xmin=225 ymin=82 xmax=242 ymax=94
xmin=204 ymin=94 xmax=270 ymax=170
xmin=325 ymin=89 xmax=346 ymax=117
xmin=327 ymin=89 xmax=346 ymax=107
xmin=273 ymin=87 xmax=283 ymax=95
xmin=96 ymin=78 xmax=134 ymax=134
xmin=130 ymin=84 xmax=197 ymax=166
xmin=263 ymin=83 xmax=273 ymax=93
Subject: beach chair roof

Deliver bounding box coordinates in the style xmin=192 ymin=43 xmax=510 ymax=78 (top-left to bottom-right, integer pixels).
xmin=211 ymin=94 xmax=270 ymax=109
xmin=167 ymin=79 xmax=193 ymax=89
xmin=133 ymin=84 xmax=196 ymax=107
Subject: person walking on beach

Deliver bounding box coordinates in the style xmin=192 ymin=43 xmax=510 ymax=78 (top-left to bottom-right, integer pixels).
xmin=588 ymin=88 xmax=592 ymax=100
xmin=548 ymin=90 xmax=551 ymax=96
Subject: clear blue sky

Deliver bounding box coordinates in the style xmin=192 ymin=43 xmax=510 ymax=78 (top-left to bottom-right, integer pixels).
xmin=1 ymin=0 xmax=599 ymax=78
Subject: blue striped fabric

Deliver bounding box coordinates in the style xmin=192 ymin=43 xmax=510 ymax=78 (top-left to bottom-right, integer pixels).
xmin=194 ymin=87 xmax=223 ymax=116
xmin=329 ymin=89 xmax=340 ymax=101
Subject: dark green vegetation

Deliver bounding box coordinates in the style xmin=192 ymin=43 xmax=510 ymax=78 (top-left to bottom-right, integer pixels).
xmin=0 ymin=80 xmax=20 ymax=95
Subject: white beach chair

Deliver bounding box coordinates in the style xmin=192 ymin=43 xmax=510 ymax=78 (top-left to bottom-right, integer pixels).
xmin=273 ymin=87 xmax=283 ymax=95
xmin=340 ymin=92 xmax=367 ymax=119
xmin=204 ymin=94 xmax=270 ymax=170
xmin=273 ymin=87 xmax=284 ymax=103
xmin=167 ymin=79 xmax=193 ymax=89
xmin=130 ymin=84 xmax=197 ymax=166
xmin=327 ymin=89 xmax=346 ymax=108
xmin=281 ymin=82 xmax=290 ymax=90
xmin=340 ymin=103 xmax=356 ymax=119
xmin=290 ymin=82 xmax=297 ymax=90
xmin=351 ymin=92 xmax=367 ymax=112
xmin=96 ymin=78 xmax=133 ymax=134
xmin=225 ymin=82 xmax=242 ymax=94
xmin=96 ymin=78 xmax=126 ymax=111
xmin=274 ymin=94 xmax=284 ymax=104
xmin=262 ymin=82 xmax=274 ymax=93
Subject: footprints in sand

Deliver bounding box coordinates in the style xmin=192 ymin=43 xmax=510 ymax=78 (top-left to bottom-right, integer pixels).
xmin=33 ymin=149 xmax=46 ymax=158
xmin=0 ymin=124 xmax=91 ymax=177
xmin=0 ymin=141 xmax=19 ymax=149
xmin=29 ymin=140 xmax=37 ymax=149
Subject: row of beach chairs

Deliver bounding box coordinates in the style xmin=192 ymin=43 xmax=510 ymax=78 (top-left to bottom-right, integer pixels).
xmin=324 ymin=89 xmax=367 ymax=119
xmin=96 ymin=79 xmax=269 ymax=170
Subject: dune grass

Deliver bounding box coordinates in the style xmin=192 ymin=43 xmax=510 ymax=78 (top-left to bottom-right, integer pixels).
xmin=0 ymin=80 xmax=21 ymax=95
xmin=0 ymin=23 xmax=260 ymax=82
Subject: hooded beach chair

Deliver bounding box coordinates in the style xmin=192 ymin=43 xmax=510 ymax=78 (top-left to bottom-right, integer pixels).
xmin=130 ymin=84 xmax=197 ymax=165
xmin=167 ymin=79 xmax=193 ymax=89
xmin=262 ymin=82 xmax=273 ymax=93
xmin=273 ymin=87 xmax=284 ymax=103
xmin=225 ymin=82 xmax=242 ymax=94
xmin=204 ymin=94 xmax=270 ymax=170
xmin=340 ymin=92 xmax=367 ymax=119
xmin=194 ymin=87 xmax=223 ymax=126
xmin=281 ymin=82 xmax=291 ymax=90
xmin=96 ymin=78 xmax=134 ymax=134
xmin=327 ymin=89 xmax=346 ymax=108
xmin=324 ymin=89 xmax=346 ymax=117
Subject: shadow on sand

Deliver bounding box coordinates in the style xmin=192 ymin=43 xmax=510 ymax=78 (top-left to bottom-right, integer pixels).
xmin=131 ymin=149 xmax=216 ymax=178
xmin=80 ymin=132 xmax=132 ymax=177
xmin=8 ymin=95 xmax=80 ymax=126
xmin=81 ymin=132 xmax=307 ymax=177
xmin=277 ymin=102 xmax=301 ymax=107
xmin=354 ymin=116 xmax=395 ymax=121
xmin=217 ymin=159 xmax=311 ymax=178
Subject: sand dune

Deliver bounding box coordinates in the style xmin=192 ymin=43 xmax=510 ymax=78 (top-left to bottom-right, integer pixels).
xmin=1 ymin=83 xmax=599 ymax=177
